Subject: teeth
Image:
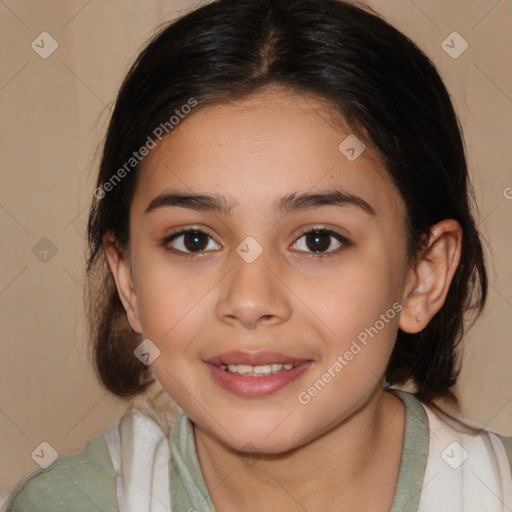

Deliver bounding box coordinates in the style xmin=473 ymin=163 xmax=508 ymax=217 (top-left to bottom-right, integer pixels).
xmin=221 ymin=363 xmax=296 ymax=376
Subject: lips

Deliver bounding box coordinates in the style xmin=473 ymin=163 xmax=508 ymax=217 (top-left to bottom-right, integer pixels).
xmin=205 ymin=350 xmax=309 ymax=367
xmin=206 ymin=361 xmax=312 ymax=397
xmin=204 ymin=350 xmax=313 ymax=397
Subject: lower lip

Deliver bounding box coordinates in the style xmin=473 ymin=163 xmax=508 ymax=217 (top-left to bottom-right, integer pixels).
xmin=205 ymin=362 xmax=312 ymax=397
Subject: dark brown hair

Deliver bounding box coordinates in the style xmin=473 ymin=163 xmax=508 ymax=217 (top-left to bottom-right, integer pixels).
xmin=86 ymin=0 xmax=488 ymax=406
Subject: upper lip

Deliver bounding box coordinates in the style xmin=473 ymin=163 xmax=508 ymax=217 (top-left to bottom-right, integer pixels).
xmin=205 ymin=350 xmax=310 ymax=367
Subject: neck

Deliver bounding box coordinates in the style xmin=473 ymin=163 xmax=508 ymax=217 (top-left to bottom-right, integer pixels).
xmin=193 ymin=388 xmax=405 ymax=512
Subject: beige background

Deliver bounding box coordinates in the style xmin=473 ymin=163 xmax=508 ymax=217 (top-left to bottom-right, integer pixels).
xmin=1 ymin=0 xmax=511 ymax=500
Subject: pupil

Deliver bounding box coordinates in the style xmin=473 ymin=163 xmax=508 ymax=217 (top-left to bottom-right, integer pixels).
xmin=306 ymin=232 xmax=329 ymax=252
xmin=184 ymin=232 xmax=207 ymax=252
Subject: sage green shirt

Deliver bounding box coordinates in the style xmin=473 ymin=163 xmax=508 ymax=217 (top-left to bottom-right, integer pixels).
xmin=3 ymin=390 xmax=512 ymax=511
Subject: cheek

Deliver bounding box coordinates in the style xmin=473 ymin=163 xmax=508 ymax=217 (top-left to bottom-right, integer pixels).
xmin=294 ymin=249 xmax=404 ymax=406
xmin=292 ymin=265 xmax=401 ymax=432
xmin=294 ymin=244 xmax=402 ymax=343
xmin=134 ymin=250 xmax=214 ymax=338
xmin=136 ymin=266 xmax=213 ymax=399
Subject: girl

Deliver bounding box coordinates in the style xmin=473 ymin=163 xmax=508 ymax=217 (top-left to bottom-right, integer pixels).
xmin=3 ymin=0 xmax=511 ymax=510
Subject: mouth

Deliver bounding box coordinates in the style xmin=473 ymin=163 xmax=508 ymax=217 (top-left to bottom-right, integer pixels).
xmin=204 ymin=350 xmax=313 ymax=397
xmin=218 ymin=362 xmax=297 ymax=377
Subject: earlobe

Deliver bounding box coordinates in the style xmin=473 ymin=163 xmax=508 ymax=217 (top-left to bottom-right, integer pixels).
xmin=399 ymin=219 xmax=462 ymax=334
xmin=103 ymin=233 xmax=143 ymax=334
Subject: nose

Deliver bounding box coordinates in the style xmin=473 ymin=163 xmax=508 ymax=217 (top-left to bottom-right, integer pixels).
xmin=215 ymin=246 xmax=292 ymax=330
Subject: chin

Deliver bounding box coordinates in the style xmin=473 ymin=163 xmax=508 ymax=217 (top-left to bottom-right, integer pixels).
xmin=210 ymin=416 xmax=306 ymax=455
xmin=229 ymin=433 xmax=302 ymax=456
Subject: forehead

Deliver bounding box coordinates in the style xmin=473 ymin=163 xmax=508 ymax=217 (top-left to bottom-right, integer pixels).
xmin=133 ymin=87 xmax=401 ymax=218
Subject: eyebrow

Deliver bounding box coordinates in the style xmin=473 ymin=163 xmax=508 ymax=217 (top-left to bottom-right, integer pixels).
xmin=144 ymin=189 xmax=376 ymax=216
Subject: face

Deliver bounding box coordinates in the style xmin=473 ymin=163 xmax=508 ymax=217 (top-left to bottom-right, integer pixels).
xmin=113 ymin=86 xmax=413 ymax=454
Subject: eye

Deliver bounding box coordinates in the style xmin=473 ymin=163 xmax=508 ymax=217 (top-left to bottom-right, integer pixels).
xmin=163 ymin=228 xmax=220 ymax=256
xmin=291 ymin=228 xmax=350 ymax=258
xmin=162 ymin=226 xmax=350 ymax=259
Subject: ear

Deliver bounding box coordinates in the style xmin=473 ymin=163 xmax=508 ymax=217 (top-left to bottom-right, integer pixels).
xmin=399 ymin=219 xmax=462 ymax=333
xmin=103 ymin=232 xmax=143 ymax=334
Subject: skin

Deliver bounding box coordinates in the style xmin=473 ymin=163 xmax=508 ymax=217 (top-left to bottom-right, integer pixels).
xmin=105 ymin=85 xmax=462 ymax=511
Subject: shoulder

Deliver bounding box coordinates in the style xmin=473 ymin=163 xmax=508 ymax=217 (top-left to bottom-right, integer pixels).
xmin=421 ymin=396 xmax=512 ymax=468
xmin=419 ymin=396 xmax=512 ymax=502
xmin=391 ymin=390 xmax=512 ymax=509
xmin=2 ymin=433 xmax=118 ymax=512
xmin=397 ymin=389 xmax=512 ymax=468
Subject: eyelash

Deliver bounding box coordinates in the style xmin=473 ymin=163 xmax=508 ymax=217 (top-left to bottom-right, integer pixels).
xmin=161 ymin=226 xmax=351 ymax=260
